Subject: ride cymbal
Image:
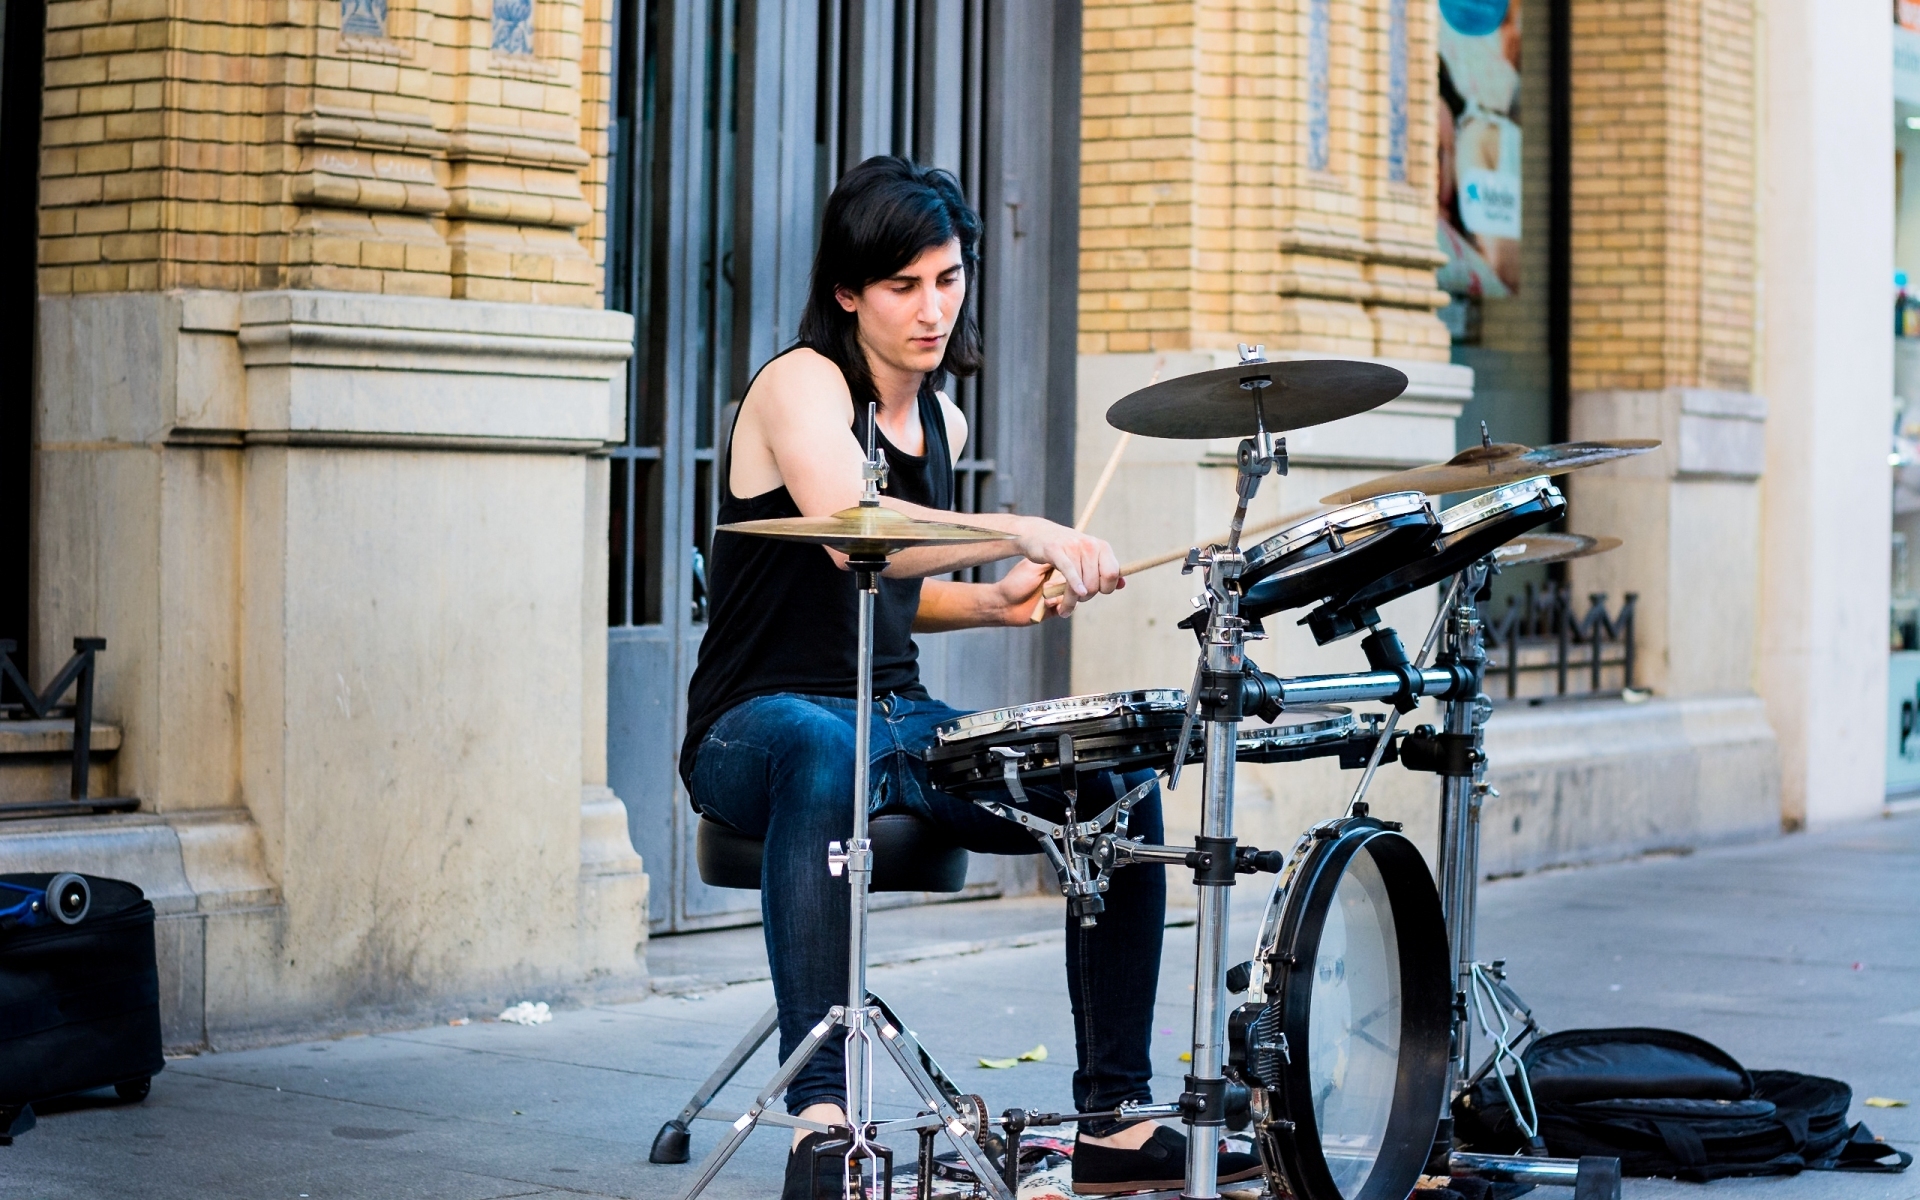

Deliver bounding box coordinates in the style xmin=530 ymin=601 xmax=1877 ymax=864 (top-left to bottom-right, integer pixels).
xmin=716 ymin=504 xmax=1004 ymax=554
xmin=1491 ymin=532 xmax=1623 ymax=567
xmin=1320 ymin=439 xmax=1660 ymax=503
xmin=1106 ymin=358 xmax=1409 ymax=440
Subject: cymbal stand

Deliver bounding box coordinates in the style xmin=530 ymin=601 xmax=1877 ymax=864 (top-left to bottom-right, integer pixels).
xmin=1172 ymin=343 xmax=1285 ymax=1200
xmin=1317 ymin=557 xmax=1616 ymax=1196
xmin=1418 ymin=557 xmax=1617 ymax=1196
xmin=675 ymin=414 xmax=1015 ymax=1200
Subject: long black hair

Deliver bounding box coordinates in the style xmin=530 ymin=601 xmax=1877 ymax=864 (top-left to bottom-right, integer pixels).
xmin=797 ymin=156 xmax=982 ymax=411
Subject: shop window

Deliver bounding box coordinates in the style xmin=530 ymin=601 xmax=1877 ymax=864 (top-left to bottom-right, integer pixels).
xmin=1437 ymin=0 xmax=1560 ymax=612
xmin=1436 ymin=0 xmax=1552 ymax=450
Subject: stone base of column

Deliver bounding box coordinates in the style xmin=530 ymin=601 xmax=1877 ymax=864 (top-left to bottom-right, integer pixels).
xmin=28 ymin=290 xmax=648 ymax=1042
xmin=1478 ymin=694 xmax=1782 ymax=876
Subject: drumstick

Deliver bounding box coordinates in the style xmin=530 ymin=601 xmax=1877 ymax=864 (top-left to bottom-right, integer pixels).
xmin=1026 ymin=433 xmax=1132 ymax=624
xmin=1028 ymin=358 xmax=1163 ymax=622
xmin=1039 ymin=507 xmax=1316 ymax=601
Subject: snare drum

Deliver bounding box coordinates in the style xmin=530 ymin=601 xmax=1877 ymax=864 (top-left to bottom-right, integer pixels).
xmin=1237 ymin=493 xmax=1438 ymax=621
xmin=924 ymin=690 xmax=1189 ymax=793
xmin=1305 ymin=475 xmax=1566 ymax=643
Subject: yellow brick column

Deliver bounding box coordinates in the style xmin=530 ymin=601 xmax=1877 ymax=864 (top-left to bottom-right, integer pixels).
xmin=1080 ymin=0 xmax=1450 ymax=359
xmin=1557 ymin=0 xmax=1779 ymax=830
xmin=39 ymin=0 xmax=610 ymax=305
xmin=1074 ymin=1 xmax=1467 ymax=864
xmin=29 ymin=0 xmax=645 ymax=1043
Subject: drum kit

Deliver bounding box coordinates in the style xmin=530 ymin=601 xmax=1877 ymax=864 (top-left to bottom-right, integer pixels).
xmin=673 ymin=349 xmax=1655 ymax=1200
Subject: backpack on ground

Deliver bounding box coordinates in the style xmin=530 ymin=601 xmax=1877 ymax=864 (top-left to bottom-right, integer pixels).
xmin=1453 ymin=1027 xmax=1910 ymax=1181
xmin=0 ymin=873 xmax=164 ymax=1141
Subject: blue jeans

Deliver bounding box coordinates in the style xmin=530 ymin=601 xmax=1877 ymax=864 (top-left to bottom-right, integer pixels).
xmin=689 ymin=692 xmax=1167 ymax=1134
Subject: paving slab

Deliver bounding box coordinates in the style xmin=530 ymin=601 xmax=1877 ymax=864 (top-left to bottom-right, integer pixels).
xmin=3 ymin=814 xmax=1916 ymax=1200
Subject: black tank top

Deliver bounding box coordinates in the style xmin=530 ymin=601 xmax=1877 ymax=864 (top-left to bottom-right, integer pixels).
xmin=680 ymin=349 xmax=954 ymax=786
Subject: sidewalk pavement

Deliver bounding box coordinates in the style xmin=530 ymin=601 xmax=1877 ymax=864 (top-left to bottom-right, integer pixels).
xmin=4 ymin=812 xmax=1916 ymax=1200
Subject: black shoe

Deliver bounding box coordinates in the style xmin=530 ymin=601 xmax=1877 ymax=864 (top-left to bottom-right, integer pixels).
xmin=1071 ymin=1124 xmax=1261 ymax=1195
xmin=783 ymin=1131 xmax=837 ymax=1200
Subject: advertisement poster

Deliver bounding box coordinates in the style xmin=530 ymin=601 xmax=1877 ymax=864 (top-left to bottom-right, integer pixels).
xmin=1437 ymin=0 xmax=1523 ymax=300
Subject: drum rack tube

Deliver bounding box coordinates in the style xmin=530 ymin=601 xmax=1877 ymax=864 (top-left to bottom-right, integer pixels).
xmin=1267 ymin=665 xmax=1471 ymax=708
xmin=1450 ymin=1152 xmax=1622 ymax=1200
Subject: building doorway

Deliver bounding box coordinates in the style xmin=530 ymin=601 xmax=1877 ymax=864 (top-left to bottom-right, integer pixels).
xmin=0 ymin=0 xmax=47 ymax=681
xmin=603 ymin=0 xmax=1082 ymax=933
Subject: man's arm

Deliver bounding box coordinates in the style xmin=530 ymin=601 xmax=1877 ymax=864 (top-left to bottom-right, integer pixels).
xmin=749 ymin=351 xmax=1121 ymax=606
xmin=912 ymin=561 xmax=1080 ymax=632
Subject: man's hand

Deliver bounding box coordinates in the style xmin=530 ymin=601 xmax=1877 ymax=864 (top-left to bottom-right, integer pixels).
xmin=1008 ymin=519 xmax=1122 ymax=606
xmin=913 ymin=555 xmax=1127 ymax=632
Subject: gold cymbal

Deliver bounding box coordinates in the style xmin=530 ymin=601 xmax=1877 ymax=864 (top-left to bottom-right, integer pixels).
xmin=1491 ymin=532 xmax=1624 ymax=566
xmin=1320 ymin=439 xmax=1660 ymax=503
xmin=717 ymin=503 xmax=1005 ymax=554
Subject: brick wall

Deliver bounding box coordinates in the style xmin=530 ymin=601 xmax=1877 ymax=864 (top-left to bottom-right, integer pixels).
xmin=1080 ymin=0 xmax=1450 ymax=361
xmin=39 ymin=0 xmax=611 ymax=306
xmin=1567 ymin=0 xmax=1756 ymax=393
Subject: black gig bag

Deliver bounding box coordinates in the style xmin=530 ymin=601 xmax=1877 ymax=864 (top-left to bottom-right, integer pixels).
xmin=1454 ymin=1027 xmax=1911 ymax=1180
xmin=0 ymin=874 xmax=164 ymax=1117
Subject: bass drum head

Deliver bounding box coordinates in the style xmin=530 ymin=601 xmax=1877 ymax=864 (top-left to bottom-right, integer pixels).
xmin=1267 ymin=819 xmax=1449 ymax=1200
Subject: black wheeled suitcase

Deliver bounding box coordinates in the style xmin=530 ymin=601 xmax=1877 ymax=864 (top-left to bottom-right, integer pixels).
xmin=0 ymin=873 xmax=165 ymax=1138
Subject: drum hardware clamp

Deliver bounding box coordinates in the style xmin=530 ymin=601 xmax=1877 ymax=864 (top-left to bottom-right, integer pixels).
xmin=975 ymin=741 xmax=1292 ymax=930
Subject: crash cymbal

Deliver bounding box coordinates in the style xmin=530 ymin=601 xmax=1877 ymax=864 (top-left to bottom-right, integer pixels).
xmin=1106 ymin=358 xmax=1409 ymax=439
xmin=717 ymin=503 xmax=1004 ymax=554
xmin=1320 ymin=439 xmax=1660 ymax=503
xmin=1491 ymin=532 xmax=1624 ymax=567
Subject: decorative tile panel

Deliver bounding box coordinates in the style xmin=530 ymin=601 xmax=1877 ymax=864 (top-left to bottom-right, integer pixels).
xmin=1388 ymin=0 xmax=1409 ymax=183
xmin=493 ymin=0 xmax=536 ymax=57
xmin=1308 ymin=0 xmax=1331 ymax=172
xmin=340 ymin=0 xmax=386 ymax=38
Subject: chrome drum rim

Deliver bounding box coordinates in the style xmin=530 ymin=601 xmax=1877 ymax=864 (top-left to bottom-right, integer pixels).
xmin=933 ymin=689 xmax=1186 ymax=745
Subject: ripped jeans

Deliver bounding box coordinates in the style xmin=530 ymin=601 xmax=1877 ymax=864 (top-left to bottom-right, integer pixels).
xmin=688 ymin=691 xmax=1166 ymax=1134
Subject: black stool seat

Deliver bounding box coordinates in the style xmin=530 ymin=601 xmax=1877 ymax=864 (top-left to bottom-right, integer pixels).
xmin=695 ymin=813 xmax=969 ymax=893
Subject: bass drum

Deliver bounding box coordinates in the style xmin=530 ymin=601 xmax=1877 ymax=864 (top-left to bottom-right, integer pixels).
xmin=1230 ymin=816 xmax=1451 ymax=1200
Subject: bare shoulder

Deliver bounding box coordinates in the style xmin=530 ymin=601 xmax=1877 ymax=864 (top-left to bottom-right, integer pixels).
xmin=936 ymin=389 xmax=969 ymax=458
xmin=748 ymin=347 xmax=853 ymax=431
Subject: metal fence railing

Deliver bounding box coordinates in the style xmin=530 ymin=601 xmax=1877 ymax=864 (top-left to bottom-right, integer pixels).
xmin=1 ymin=638 xmax=139 ymax=820
xmin=1479 ymin=584 xmax=1639 ymax=702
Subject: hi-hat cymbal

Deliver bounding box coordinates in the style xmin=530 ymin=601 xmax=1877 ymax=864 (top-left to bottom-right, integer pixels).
xmin=1491 ymin=532 xmax=1623 ymax=566
xmin=1106 ymin=359 xmax=1409 ymax=440
xmin=1320 ymin=439 xmax=1660 ymax=503
xmin=717 ymin=504 xmax=1004 ymax=554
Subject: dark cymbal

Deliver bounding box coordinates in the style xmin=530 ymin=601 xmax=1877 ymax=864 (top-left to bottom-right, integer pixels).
xmin=1105 ymin=358 xmax=1409 ymax=439
xmin=717 ymin=504 xmax=1004 ymax=554
xmin=1491 ymin=532 xmax=1623 ymax=566
xmin=1320 ymin=439 xmax=1660 ymax=503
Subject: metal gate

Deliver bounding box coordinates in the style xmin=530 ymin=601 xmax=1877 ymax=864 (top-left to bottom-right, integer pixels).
xmin=605 ymin=0 xmax=1082 ymax=933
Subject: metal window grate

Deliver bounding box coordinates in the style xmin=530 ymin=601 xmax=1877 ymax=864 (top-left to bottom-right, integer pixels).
xmin=608 ymin=0 xmax=996 ymax=626
xmin=1480 ymin=583 xmax=1638 ymax=702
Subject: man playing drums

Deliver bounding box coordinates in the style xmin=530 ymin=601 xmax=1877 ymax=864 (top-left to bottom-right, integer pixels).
xmin=680 ymin=156 xmax=1260 ymax=1197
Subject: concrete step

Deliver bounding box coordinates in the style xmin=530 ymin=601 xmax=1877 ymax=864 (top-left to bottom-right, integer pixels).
xmin=0 ymin=718 xmax=123 ymax=810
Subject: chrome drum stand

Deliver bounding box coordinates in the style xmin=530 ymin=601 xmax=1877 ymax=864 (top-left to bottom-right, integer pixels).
xmin=1415 ymin=559 xmax=1621 ymax=1199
